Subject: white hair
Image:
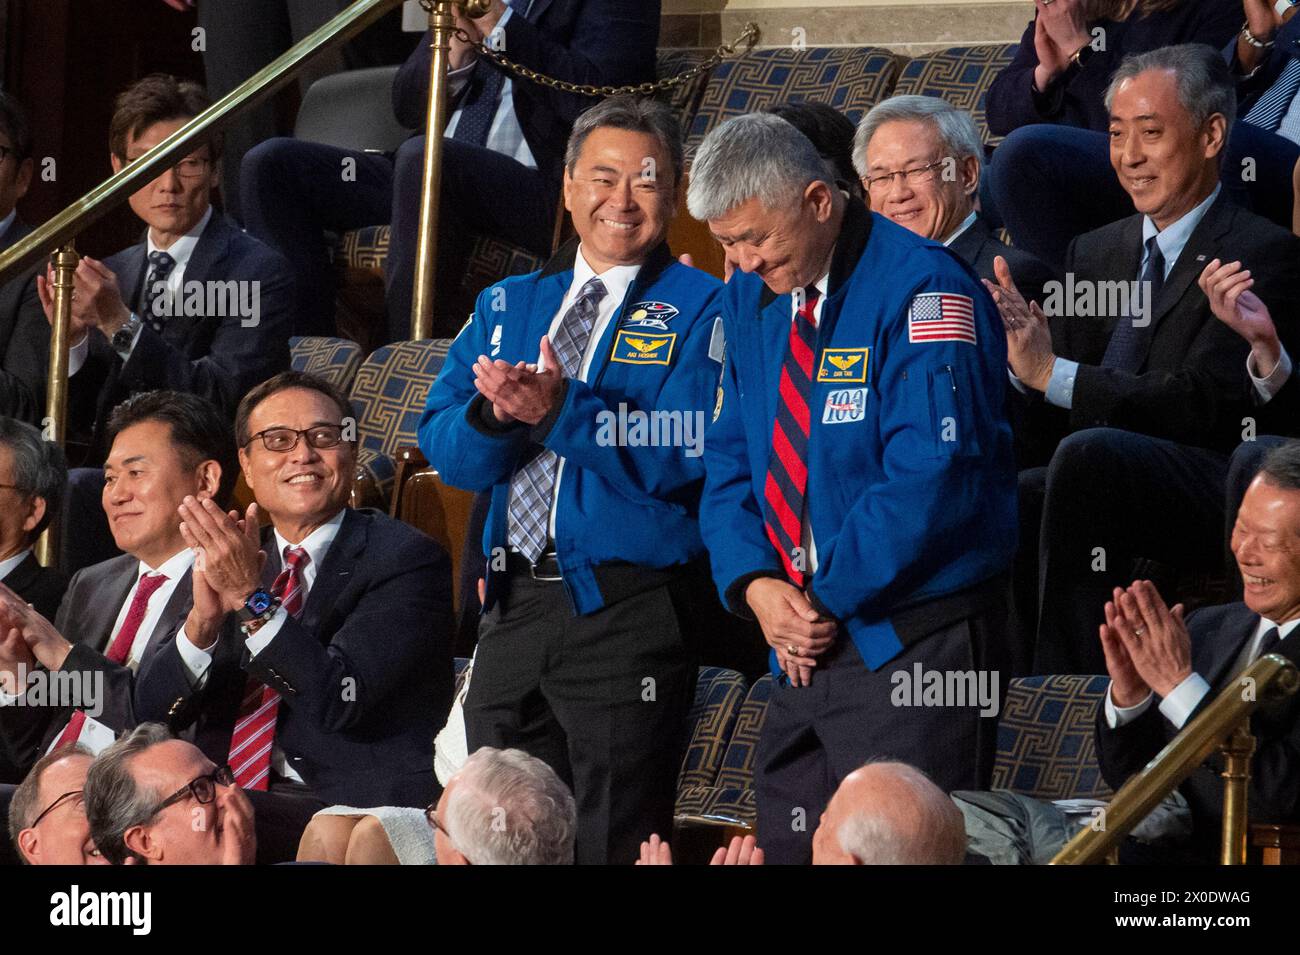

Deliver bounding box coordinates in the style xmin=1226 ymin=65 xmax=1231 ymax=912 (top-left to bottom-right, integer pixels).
xmin=835 ymin=762 xmax=967 ymax=865
xmin=443 ymin=747 xmax=576 ymax=865
xmin=686 ymin=112 xmax=835 ymax=221
xmin=853 ymin=94 xmax=983 ymax=185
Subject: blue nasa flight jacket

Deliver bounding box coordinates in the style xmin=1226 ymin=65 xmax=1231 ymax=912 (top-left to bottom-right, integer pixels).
xmin=702 ymin=202 xmax=1018 ymax=673
xmin=419 ymin=240 xmax=724 ymax=616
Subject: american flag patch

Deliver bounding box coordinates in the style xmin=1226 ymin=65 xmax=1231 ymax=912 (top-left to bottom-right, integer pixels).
xmin=908 ymin=292 xmax=976 ymax=345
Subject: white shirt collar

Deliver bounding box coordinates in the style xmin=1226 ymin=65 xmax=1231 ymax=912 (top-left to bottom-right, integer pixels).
xmin=793 ymin=272 xmax=831 ymax=326
xmin=0 ymin=547 xmax=31 ymax=582
xmin=570 ymin=244 xmax=641 ymax=305
xmin=273 ymin=508 xmax=347 ymax=572
xmin=942 ymin=209 xmax=980 ymax=247
xmin=1258 ymin=615 xmax=1300 ymax=642
xmin=0 ymin=210 xmax=16 ymax=243
xmin=140 ymin=546 xmax=197 ymax=580
xmin=148 ymin=205 xmax=212 ymax=269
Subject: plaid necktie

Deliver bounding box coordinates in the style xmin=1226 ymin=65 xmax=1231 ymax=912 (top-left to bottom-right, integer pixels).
xmin=141 ymin=251 xmax=176 ymax=332
xmin=506 ymin=276 xmax=606 ymax=562
xmin=764 ymin=289 xmax=820 ymax=588
xmin=1244 ymin=58 xmax=1300 ymax=138
xmin=229 ymin=546 xmax=309 ymax=791
xmin=54 ymin=572 xmax=168 ymax=749
xmin=1101 ymin=235 xmax=1163 ymax=373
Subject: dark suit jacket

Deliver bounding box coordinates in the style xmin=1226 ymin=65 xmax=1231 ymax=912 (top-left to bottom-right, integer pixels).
xmin=948 ymin=213 xmax=1057 ymax=308
xmin=1097 ymin=602 xmax=1300 ymax=862
xmin=65 ymin=211 xmax=294 ymax=465
xmin=136 ymin=508 xmax=454 ymax=808
xmin=1021 ymin=193 xmax=1300 ymax=455
xmin=0 ymin=552 xmax=68 ymax=783
xmin=392 ymin=0 xmax=660 ymax=184
xmin=1228 ymin=13 xmax=1300 ymax=117
xmin=0 ymin=552 xmax=193 ymax=777
xmin=0 ymin=218 xmax=53 ymax=425
xmin=986 ymin=0 xmax=1239 ymax=136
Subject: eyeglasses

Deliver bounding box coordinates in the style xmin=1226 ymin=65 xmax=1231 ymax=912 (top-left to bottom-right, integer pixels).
xmin=30 ymin=789 xmax=84 ymax=828
xmin=124 ymin=155 xmax=212 ymax=180
xmin=245 ymin=425 xmax=346 ymax=453
xmin=0 ymin=483 xmax=29 ymax=494
xmin=425 ymin=804 xmax=470 ymax=862
xmin=150 ymin=765 xmax=236 ymax=816
xmin=863 ymin=158 xmax=948 ymax=194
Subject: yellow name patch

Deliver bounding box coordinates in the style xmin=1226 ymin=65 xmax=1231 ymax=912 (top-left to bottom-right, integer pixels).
xmin=611 ymin=330 xmax=676 ymax=366
xmin=817 ymin=348 xmax=869 ymax=383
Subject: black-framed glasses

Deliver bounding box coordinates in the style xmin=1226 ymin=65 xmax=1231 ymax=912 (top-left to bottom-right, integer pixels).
xmin=151 ymin=765 xmax=235 ymax=816
xmin=245 ymin=425 xmax=345 ymax=453
xmin=864 ymin=158 xmax=948 ymax=193
xmin=124 ymin=154 xmax=212 ymax=180
xmin=30 ymin=789 xmax=84 ymax=828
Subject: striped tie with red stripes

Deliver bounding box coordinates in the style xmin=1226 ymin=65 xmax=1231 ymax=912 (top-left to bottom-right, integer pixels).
xmin=763 ymin=289 xmax=819 ymax=588
xmin=229 ymin=546 xmax=309 ymax=791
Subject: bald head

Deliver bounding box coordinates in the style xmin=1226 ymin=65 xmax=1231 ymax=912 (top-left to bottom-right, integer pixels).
xmin=812 ymin=761 xmax=966 ymax=865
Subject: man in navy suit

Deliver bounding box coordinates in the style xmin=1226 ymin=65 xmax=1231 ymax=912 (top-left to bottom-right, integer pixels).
xmin=136 ymin=371 xmax=454 ymax=810
xmin=1096 ymin=440 xmax=1300 ymax=863
xmin=35 ymin=75 xmax=294 ymax=468
xmin=241 ymin=0 xmax=661 ymax=341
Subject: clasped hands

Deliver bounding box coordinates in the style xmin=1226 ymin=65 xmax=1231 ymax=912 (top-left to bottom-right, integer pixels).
xmin=474 ymin=335 xmax=564 ymax=425
xmin=0 ymin=583 xmax=74 ymax=688
xmin=35 ymin=257 xmax=132 ymax=347
xmin=745 ymin=578 xmax=837 ymax=688
xmin=1099 ymin=579 xmax=1194 ymax=709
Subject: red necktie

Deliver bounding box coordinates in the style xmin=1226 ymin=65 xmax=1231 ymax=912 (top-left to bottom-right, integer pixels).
xmin=229 ymin=546 xmax=309 ymax=791
xmin=54 ymin=572 xmax=167 ymax=749
xmin=763 ymin=290 xmax=820 ymax=589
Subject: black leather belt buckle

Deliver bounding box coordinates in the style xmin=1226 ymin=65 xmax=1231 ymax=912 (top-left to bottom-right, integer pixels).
xmin=530 ymin=551 xmax=562 ymax=581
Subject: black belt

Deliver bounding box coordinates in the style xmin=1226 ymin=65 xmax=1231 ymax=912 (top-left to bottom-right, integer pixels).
xmin=504 ymin=551 xmax=710 ymax=607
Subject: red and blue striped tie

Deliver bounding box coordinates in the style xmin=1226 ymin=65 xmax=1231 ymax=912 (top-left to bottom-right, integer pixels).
xmin=229 ymin=546 xmax=309 ymax=791
xmin=763 ymin=289 xmax=819 ymax=588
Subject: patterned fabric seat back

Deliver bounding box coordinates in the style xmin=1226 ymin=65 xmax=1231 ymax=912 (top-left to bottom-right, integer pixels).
xmin=676 ymin=673 xmax=772 ymax=824
xmin=678 ymin=666 xmax=749 ymax=792
xmin=349 ymin=339 xmax=455 ymax=495
xmin=992 ymin=674 xmax=1113 ymax=800
xmin=891 ymin=43 xmax=1018 ymax=146
xmin=685 ymin=46 xmax=903 ymax=163
xmin=290 ymin=336 xmax=365 ymax=394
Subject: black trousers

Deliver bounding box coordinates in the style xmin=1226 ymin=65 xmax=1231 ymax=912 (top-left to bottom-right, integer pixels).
xmin=1026 ymin=428 xmax=1229 ymax=675
xmin=755 ymin=609 xmax=1005 ymax=865
xmin=464 ymin=570 xmax=699 ymax=866
xmin=240 ymin=135 xmax=557 ymax=340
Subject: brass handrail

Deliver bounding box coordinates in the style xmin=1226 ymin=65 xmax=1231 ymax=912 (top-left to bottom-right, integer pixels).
xmin=0 ymin=0 xmax=403 ymax=283
xmin=1051 ymin=652 xmax=1299 ymax=865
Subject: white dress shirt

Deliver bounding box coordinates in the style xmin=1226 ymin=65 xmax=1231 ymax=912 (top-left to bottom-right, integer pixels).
xmin=0 ymin=547 xmax=31 ymax=583
xmin=531 ymin=246 xmax=641 ymax=541
xmin=1105 ymin=615 xmax=1300 ymax=731
xmin=443 ymin=5 xmax=538 ymax=169
xmin=184 ymin=509 xmax=347 ymax=783
xmin=69 ymin=205 xmax=214 ymax=376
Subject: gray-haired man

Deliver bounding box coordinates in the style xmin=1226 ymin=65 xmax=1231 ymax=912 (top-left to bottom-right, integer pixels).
xmin=690 ymin=112 xmax=1016 ymax=863
xmin=854 ymin=94 xmax=1056 ymax=308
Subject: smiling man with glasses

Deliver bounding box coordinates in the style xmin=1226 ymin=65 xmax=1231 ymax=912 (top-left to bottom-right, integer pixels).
xmin=133 ymin=371 xmax=453 ymax=821
xmin=84 ymin=723 xmax=255 ymax=865
xmin=5 ymin=744 xmax=108 ymax=865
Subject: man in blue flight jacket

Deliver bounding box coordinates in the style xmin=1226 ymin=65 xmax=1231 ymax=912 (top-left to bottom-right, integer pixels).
xmin=419 ymin=97 xmax=724 ymax=865
xmin=689 ymin=113 xmax=1018 ymax=864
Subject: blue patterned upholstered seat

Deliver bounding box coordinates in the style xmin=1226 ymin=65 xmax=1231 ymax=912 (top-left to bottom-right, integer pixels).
xmin=676 ymin=667 xmax=749 ymax=814
xmin=684 ymin=46 xmax=903 ymax=161
xmin=349 ymin=339 xmax=454 ymax=500
xmin=676 ymin=673 xmax=771 ymax=825
xmin=289 ymin=336 xmax=365 ymax=393
xmin=891 ymin=44 xmax=1018 ymax=145
xmin=992 ymin=674 xmax=1113 ymax=800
